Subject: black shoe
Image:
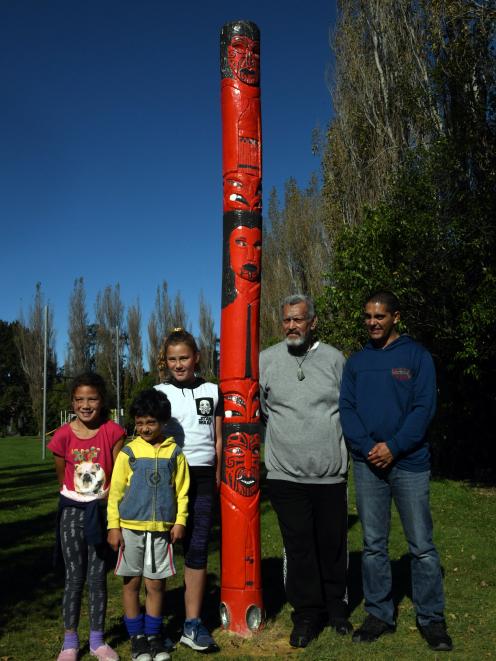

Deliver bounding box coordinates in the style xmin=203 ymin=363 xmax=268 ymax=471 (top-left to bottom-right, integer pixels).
xmin=417 ymin=619 xmax=453 ymax=651
xmin=130 ymin=635 xmax=152 ymax=661
xmin=147 ymin=635 xmax=171 ymax=661
xmin=352 ymin=614 xmax=396 ymax=643
xmin=289 ymin=619 xmax=321 ymax=648
xmin=329 ymin=617 xmax=353 ymax=635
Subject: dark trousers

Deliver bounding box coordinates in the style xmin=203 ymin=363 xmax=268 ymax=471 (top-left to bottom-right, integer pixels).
xmin=268 ymin=479 xmax=348 ymax=623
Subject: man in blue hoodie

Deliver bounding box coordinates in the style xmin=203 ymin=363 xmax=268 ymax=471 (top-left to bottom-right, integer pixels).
xmin=340 ymin=291 xmax=452 ymax=652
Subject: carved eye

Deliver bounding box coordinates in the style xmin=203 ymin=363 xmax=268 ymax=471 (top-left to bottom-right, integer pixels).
xmin=226 ymin=394 xmax=245 ymax=406
xmin=228 ymin=447 xmax=243 ymax=455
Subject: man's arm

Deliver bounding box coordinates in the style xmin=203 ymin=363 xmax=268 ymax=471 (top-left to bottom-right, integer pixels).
xmin=339 ymin=361 xmax=376 ymax=459
xmin=386 ymin=350 xmax=437 ymax=458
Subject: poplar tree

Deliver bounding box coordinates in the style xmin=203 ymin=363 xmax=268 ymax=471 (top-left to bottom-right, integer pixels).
xmin=198 ymin=292 xmax=216 ymax=379
xmin=94 ymin=284 xmax=124 ymax=402
xmin=261 ymin=177 xmax=330 ymax=346
xmin=127 ymin=300 xmax=144 ymax=385
xmin=67 ymin=277 xmax=91 ymax=376
xmin=16 ymin=283 xmax=55 ymax=432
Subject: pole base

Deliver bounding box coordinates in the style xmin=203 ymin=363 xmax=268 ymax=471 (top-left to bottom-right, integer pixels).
xmin=220 ymin=587 xmax=264 ymax=636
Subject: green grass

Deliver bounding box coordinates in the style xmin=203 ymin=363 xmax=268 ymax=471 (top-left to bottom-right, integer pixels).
xmin=0 ymin=437 xmax=494 ymax=660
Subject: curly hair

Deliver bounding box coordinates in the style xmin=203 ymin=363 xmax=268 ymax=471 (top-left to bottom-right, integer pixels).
xmin=129 ymin=389 xmax=171 ymax=423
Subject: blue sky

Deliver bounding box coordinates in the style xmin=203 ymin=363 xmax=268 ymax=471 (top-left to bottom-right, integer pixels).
xmin=1 ymin=0 xmax=337 ymax=367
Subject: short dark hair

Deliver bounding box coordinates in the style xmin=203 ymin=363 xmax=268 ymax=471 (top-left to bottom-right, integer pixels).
xmin=366 ymin=291 xmax=401 ymax=314
xmin=70 ymin=372 xmax=109 ymax=419
xmin=129 ymin=389 xmax=171 ymax=423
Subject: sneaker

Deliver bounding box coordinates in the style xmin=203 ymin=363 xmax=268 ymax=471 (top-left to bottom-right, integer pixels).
xmin=289 ymin=618 xmax=321 ymax=648
xmin=130 ymin=635 xmax=152 ymax=661
xmin=90 ymin=644 xmax=119 ymax=660
xmin=180 ymin=618 xmax=220 ymax=653
xmin=147 ymin=635 xmax=171 ymax=661
xmin=417 ymin=619 xmax=453 ymax=651
xmin=352 ymin=614 xmax=396 ymax=643
xmin=329 ymin=617 xmax=353 ymax=635
xmin=56 ymin=649 xmax=79 ymax=661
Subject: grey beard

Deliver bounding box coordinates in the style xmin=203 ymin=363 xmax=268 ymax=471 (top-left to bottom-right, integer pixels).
xmin=285 ymin=332 xmax=312 ymax=350
xmin=285 ymin=336 xmax=305 ymax=347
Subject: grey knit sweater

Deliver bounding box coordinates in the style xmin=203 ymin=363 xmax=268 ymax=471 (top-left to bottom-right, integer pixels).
xmin=260 ymin=341 xmax=348 ymax=484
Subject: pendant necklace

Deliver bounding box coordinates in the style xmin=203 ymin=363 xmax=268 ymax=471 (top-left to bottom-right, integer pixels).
xmin=295 ymin=350 xmax=310 ymax=381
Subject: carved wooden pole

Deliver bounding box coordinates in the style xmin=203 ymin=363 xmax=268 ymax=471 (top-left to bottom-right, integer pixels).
xmin=219 ymin=20 xmax=263 ymax=635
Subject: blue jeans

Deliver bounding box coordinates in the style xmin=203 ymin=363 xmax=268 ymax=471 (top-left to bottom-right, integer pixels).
xmin=353 ymin=461 xmax=445 ymax=626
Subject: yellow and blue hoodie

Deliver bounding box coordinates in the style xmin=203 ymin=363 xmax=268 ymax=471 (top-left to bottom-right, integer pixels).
xmin=107 ymin=435 xmax=189 ymax=532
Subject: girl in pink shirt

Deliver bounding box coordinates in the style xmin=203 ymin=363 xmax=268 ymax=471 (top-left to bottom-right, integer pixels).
xmin=48 ymin=372 xmax=125 ymax=661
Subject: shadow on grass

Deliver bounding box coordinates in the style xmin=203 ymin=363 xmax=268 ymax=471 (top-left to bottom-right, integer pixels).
xmin=0 ymin=493 xmax=57 ymax=511
xmin=0 ymin=542 xmax=64 ymax=635
xmin=0 ymin=510 xmax=58 ymax=551
xmin=0 ymin=468 xmax=56 ymax=491
xmin=0 ymin=463 xmax=50 ymax=474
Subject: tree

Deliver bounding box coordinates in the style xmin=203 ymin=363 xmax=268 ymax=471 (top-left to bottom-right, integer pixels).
xmin=147 ymin=313 xmax=161 ymax=380
xmin=66 ymin=277 xmax=92 ymax=376
xmin=172 ymin=291 xmax=189 ymax=329
xmin=16 ymin=283 xmax=56 ymax=433
xmin=0 ymin=321 xmax=34 ymax=435
xmin=319 ymin=0 xmax=496 ymax=479
xmin=127 ymin=300 xmax=144 ymax=385
xmin=261 ymin=177 xmax=331 ymax=346
xmin=324 ymin=0 xmax=438 ymax=230
xmin=147 ymin=281 xmax=173 ymax=377
xmin=94 ymin=284 xmax=124 ymax=403
xmin=198 ymin=292 xmax=217 ymax=379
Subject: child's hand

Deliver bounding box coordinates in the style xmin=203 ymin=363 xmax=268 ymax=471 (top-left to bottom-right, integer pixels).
xmin=107 ymin=528 xmax=124 ymax=552
xmin=170 ymin=524 xmax=186 ymax=543
xmin=215 ymin=466 xmax=222 ymax=492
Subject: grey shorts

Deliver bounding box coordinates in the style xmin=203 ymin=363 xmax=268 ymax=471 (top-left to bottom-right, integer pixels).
xmin=115 ymin=529 xmax=176 ymax=579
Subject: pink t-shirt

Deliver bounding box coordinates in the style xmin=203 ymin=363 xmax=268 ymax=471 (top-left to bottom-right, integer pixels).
xmin=48 ymin=420 xmax=125 ymax=502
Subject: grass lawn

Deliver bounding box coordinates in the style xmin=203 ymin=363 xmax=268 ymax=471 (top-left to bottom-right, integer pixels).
xmin=0 ymin=437 xmax=494 ymax=660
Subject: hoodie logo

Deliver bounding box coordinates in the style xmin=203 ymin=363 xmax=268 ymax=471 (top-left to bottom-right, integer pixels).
xmin=196 ymin=397 xmax=214 ymax=424
xmin=392 ymin=367 xmax=412 ymax=381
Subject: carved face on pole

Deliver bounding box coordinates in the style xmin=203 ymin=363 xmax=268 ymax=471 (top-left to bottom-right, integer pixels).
xmin=224 ymin=173 xmax=262 ymax=212
xmin=224 ymin=381 xmax=260 ymax=422
xmin=227 ymin=35 xmax=260 ymax=85
xmin=223 ymin=430 xmax=260 ymax=496
xmin=229 ymin=226 xmax=262 ymax=282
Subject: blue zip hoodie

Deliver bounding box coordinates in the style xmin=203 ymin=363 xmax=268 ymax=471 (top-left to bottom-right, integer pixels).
xmin=339 ymin=335 xmax=436 ymax=472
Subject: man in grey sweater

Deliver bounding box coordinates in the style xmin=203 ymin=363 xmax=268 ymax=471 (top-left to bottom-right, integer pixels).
xmin=260 ymin=294 xmax=351 ymax=648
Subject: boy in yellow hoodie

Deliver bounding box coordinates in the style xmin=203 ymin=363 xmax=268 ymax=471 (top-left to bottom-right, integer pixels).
xmin=108 ymin=389 xmax=189 ymax=661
